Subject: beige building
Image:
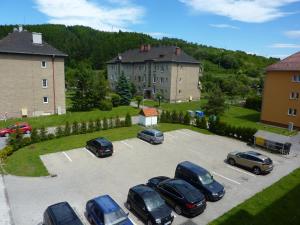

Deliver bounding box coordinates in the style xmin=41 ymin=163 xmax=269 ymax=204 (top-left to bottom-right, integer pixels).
xmin=261 ymin=52 xmax=300 ymax=129
xmin=0 ymin=27 xmax=67 ymax=118
xmin=107 ymin=45 xmax=201 ymax=102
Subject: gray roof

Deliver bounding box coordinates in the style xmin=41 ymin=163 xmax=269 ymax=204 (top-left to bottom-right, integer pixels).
xmin=0 ymin=31 xmax=67 ymax=57
xmin=254 ymin=130 xmax=291 ymax=144
xmin=107 ymin=46 xmax=199 ymax=64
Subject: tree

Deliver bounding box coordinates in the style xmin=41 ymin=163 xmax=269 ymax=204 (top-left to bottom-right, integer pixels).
xmin=204 ymin=87 xmax=227 ymax=116
xmin=116 ymin=72 xmax=132 ymax=105
xmin=111 ymin=93 xmax=121 ymax=107
xmin=125 ymin=113 xmax=132 ymax=127
xmin=135 ymin=95 xmax=143 ymax=108
xmin=130 ymin=82 xmax=137 ymax=97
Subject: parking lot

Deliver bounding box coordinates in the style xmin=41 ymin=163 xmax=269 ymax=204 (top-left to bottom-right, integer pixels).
xmin=4 ymin=129 xmax=300 ymax=225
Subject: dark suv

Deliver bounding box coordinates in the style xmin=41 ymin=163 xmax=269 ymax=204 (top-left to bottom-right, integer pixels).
xmin=126 ymin=184 xmax=174 ymax=225
xmin=86 ymin=137 xmax=113 ymax=157
xmin=175 ymin=161 xmax=225 ymax=201
xmin=43 ymin=202 xmax=83 ymax=225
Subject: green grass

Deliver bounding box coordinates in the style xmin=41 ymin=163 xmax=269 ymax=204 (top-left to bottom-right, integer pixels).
xmin=0 ymin=106 xmax=139 ymax=129
xmin=3 ymin=123 xmax=211 ymax=177
xmin=143 ymin=99 xmax=207 ymax=111
xmin=209 ymin=168 xmax=300 ymax=225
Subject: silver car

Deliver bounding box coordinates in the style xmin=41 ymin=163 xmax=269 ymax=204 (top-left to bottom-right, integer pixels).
xmin=137 ymin=129 xmax=164 ymax=144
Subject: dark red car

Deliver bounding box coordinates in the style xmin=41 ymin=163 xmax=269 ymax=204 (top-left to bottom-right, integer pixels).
xmin=0 ymin=123 xmax=32 ymax=137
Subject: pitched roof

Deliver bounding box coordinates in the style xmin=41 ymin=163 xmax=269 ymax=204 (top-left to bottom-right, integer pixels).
xmin=0 ymin=30 xmax=67 ymax=57
xmin=266 ymin=52 xmax=300 ymax=71
xmin=140 ymin=108 xmax=159 ymax=117
xmin=107 ymin=46 xmax=199 ymax=64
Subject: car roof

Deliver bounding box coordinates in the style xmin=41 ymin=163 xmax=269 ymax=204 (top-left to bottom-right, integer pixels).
xmin=178 ymin=161 xmax=208 ymax=175
xmin=131 ymin=184 xmax=157 ymax=197
xmin=162 ymin=179 xmax=197 ymax=195
xmin=93 ymin=195 xmax=121 ymax=214
xmin=47 ymin=202 xmax=83 ymax=225
xmin=94 ymin=137 xmax=111 ymax=145
xmin=245 ymin=151 xmax=269 ymax=159
xmin=144 ymin=129 xmax=162 ymax=134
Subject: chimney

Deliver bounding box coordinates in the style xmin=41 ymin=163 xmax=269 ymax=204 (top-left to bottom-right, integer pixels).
xmin=32 ymin=32 xmax=42 ymax=45
xmin=175 ymin=47 xmax=181 ymax=56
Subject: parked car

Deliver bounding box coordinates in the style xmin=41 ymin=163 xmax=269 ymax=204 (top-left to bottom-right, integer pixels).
xmin=43 ymin=202 xmax=83 ymax=225
xmin=86 ymin=195 xmax=133 ymax=225
xmin=227 ymin=151 xmax=273 ymax=175
xmin=137 ymin=129 xmax=164 ymax=144
xmin=126 ymin=184 xmax=174 ymax=225
xmin=175 ymin=161 xmax=225 ymax=201
xmin=0 ymin=122 xmax=32 ymax=137
xmin=147 ymin=177 xmax=206 ymax=217
xmin=86 ymin=137 xmax=113 ymax=157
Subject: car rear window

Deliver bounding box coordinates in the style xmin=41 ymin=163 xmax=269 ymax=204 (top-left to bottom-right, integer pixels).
xmin=173 ymin=182 xmax=201 ymax=202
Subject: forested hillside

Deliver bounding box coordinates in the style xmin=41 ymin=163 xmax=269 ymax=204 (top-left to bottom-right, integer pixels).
xmin=0 ymin=24 xmax=279 ymax=96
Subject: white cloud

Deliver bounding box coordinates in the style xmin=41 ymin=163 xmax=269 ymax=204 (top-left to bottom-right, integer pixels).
xmin=284 ymin=30 xmax=300 ymax=38
xmin=269 ymin=43 xmax=300 ymax=48
xmin=179 ymin=0 xmax=300 ymax=23
xmin=210 ymin=24 xmax=239 ymax=29
xmin=34 ymin=0 xmax=145 ymax=31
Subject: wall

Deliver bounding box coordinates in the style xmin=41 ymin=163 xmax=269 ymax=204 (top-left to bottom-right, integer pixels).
xmin=261 ymin=71 xmax=300 ymax=128
xmin=0 ymin=54 xmax=66 ymax=118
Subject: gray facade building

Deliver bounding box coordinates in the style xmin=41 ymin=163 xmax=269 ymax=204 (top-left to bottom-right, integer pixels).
xmin=0 ymin=27 xmax=67 ymax=118
xmin=107 ymin=45 xmax=201 ymax=102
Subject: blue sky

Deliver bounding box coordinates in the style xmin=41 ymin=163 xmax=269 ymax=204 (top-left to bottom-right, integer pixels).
xmin=1 ymin=0 xmax=300 ymax=58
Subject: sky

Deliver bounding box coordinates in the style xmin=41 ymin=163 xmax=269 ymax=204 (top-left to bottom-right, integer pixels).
xmin=1 ymin=0 xmax=300 ymax=58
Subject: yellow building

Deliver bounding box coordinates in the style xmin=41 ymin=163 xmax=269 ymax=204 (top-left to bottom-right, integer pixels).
xmin=261 ymin=52 xmax=300 ymax=129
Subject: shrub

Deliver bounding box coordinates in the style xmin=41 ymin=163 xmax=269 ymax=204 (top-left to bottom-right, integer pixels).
xmin=99 ymin=99 xmax=113 ymax=111
xmin=55 ymin=126 xmax=64 ymax=138
xmin=171 ymin=110 xmax=179 ymax=123
xmin=199 ymin=117 xmax=207 ymax=129
xmin=72 ymin=121 xmax=79 ymax=135
xmin=64 ymin=122 xmax=71 ymax=136
xmin=95 ymin=118 xmax=102 ymax=131
xmin=111 ymin=93 xmax=121 ymax=107
xmin=47 ymin=133 xmax=55 ymax=140
xmin=125 ymin=113 xmax=132 ymax=127
xmin=103 ymin=117 xmax=108 ymax=130
xmin=165 ymin=111 xmax=171 ymax=123
xmin=22 ymin=137 xmax=32 ymax=147
xmin=159 ymin=111 xmax=166 ymax=123
xmin=120 ymin=120 xmax=126 ymax=127
xmin=178 ymin=111 xmax=184 ymax=124
xmin=80 ymin=121 xmax=87 ymax=134
xmin=40 ymin=127 xmax=47 ymax=141
xmin=183 ymin=112 xmax=191 ymax=125
xmin=8 ymin=128 xmax=23 ymax=150
xmin=245 ymin=95 xmax=262 ymax=111
xmin=30 ymin=128 xmax=40 ymax=143
xmin=0 ymin=146 xmax=13 ymax=161
xmin=88 ymin=120 xmax=95 ymax=133
xmin=109 ymin=117 xmax=114 ymax=129
xmin=115 ymin=116 xmax=121 ymax=128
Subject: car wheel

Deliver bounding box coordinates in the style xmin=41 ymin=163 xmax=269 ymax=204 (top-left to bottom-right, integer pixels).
xmin=87 ymin=214 xmax=93 ymax=224
xmin=147 ymin=220 xmax=153 ymax=225
xmin=253 ymin=167 xmax=261 ymax=175
xmin=4 ymin=133 xmax=9 ymax=137
xmin=228 ymin=158 xmax=235 ymax=166
xmin=175 ymin=205 xmax=182 ymax=215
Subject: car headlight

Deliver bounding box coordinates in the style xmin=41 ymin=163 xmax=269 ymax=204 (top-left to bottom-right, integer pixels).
xmin=212 ymin=192 xmax=219 ymax=196
xmin=155 ymin=218 xmax=161 ymax=224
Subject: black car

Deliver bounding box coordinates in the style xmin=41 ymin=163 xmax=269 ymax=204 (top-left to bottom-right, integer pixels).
xmin=175 ymin=161 xmax=225 ymax=201
xmin=147 ymin=177 xmax=206 ymax=217
xmin=43 ymin=202 xmax=84 ymax=225
xmin=126 ymin=184 xmax=174 ymax=225
xmin=86 ymin=137 xmax=113 ymax=157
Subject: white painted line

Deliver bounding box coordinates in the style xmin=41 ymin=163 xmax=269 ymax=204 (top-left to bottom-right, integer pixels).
xmin=212 ymin=171 xmax=241 ymax=185
xmin=62 ymin=151 xmax=72 ymax=162
xmin=85 ymin=149 xmax=96 ymax=158
xmin=121 ymin=141 xmax=133 ymax=149
xmin=227 ymin=165 xmax=256 ymax=177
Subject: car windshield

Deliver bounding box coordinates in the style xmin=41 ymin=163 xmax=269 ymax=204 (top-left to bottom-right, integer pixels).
xmin=144 ymin=194 xmax=165 ymax=212
xmin=155 ymin=132 xmax=163 ymax=137
xmin=104 ymin=208 xmax=127 ymax=225
xmin=199 ymin=173 xmax=214 ymax=185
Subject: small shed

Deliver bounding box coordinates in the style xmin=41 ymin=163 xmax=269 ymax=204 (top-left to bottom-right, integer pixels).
xmin=139 ymin=108 xmax=159 ymax=126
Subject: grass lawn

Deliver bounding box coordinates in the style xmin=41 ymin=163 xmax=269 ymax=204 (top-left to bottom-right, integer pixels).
xmin=0 ymin=106 xmax=139 ymax=129
xmin=143 ymin=99 xmax=207 ymax=111
xmin=3 ymin=123 xmax=211 ymax=177
xmin=209 ymin=168 xmax=300 ymax=225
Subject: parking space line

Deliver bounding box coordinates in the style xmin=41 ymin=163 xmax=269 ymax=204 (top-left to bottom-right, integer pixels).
xmin=85 ymin=148 xmax=96 ymax=158
xmin=121 ymin=141 xmax=133 ymax=149
xmin=62 ymin=151 xmax=72 ymax=162
xmin=212 ymin=171 xmax=241 ymax=185
xmin=226 ymin=165 xmax=256 ymax=177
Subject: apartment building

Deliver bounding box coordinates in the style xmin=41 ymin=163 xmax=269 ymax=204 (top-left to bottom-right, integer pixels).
xmin=0 ymin=26 xmax=67 ymax=118
xmin=261 ymin=52 xmax=300 ymax=129
xmin=107 ymin=45 xmax=201 ymax=102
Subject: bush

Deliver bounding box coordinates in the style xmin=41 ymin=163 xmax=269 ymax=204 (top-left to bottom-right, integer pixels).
xmin=159 ymin=111 xmax=166 ymax=123
xmin=8 ymin=128 xmax=23 ymax=150
xmin=55 ymin=126 xmax=64 ymax=138
xmin=111 ymin=93 xmax=121 ymax=107
xmin=22 ymin=137 xmax=32 ymax=147
xmin=40 ymin=127 xmax=47 ymax=141
xmin=183 ymin=112 xmax=191 ymax=125
xmin=30 ymin=128 xmax=40 ymax=143
xmin=95 ymin=118 xmax=102 ymax=131
xmin=178 ymin=111 xmax=184 ymax=124
xmin=109 ymin=117 xmax=114 ymax=129
xmin=171 ymin=110 xmax=179 ymax=123
xmin=72 ymin=121 xmax=79 ymax=135
xmin=165 ymin=111 xmax=171 ymax=123
xmin=115 ymin=116 xmax=121 ymax=128
xmin=47 ymin=133 xmax=55 ymax=140
xmin=125 ymin=113 xmax=132 ymax=127
xmin=99 ymin=99 xmax=113 ymax=111
xmin=88 ymin=120 xmax=95 ymax=133
xmin=64 ymin=122 xmax=71 ymax=136
xmin=245 ymin=95 xmax=262 ymax=111
xmin=0 ymin=146 xmax=13 ymax=161
xmin=198 ymin=117 xmax=207 ymax=129
xmin=80 ymin=121 xmax=87 ymax=134
xmin=103 ymin=117 xmax=108 ymax=130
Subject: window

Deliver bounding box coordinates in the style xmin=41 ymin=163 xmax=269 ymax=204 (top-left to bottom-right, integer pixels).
xmin=288 ymin=108 xmax=297 ymax=116
xmin=41 ymin=61 xmax=47 ymax=68
xmin=43 ymin=97 xmax=49 ymax=104
xmin=290 ymin=92 xmax=299 ymax=99
xmin=153 ymin=75 xmax=157 ymax=83
xmin=160 ymin=77 xmax=164 ymax=84
xmin=178 ymin=89 xmax=181 ymax=94
xmin=42 ymin=79 xmax=48 ymax=88
xmin=292 ymin=75 xmax=300 ymax=82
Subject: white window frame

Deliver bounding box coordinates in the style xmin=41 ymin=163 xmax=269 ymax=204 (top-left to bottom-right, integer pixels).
xmin=288 ymin=108 xmax=297 ymax=116
xmin=292 ymin=75 xmax=300 ymax=82
xmin=43 ymin=97 xmax=49 ymax=104
xmin=41 ymin=60 xmax=47 ymax=69
xmin=42 ymin=79 xmax=48 ymax=88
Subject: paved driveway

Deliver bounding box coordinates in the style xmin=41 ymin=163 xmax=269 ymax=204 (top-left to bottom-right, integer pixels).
xmin=4 ymin=129 xmax=300 ymax=225
xmin=0 ymin=137 xmax=7 ymax=150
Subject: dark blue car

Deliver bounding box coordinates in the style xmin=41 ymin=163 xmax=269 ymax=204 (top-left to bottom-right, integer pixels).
xmin=86 ymin=195 xmax=133 ymax=225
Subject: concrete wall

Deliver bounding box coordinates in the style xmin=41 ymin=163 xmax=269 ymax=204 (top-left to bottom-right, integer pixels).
xmin=0 ymin=54 xmax=66 ymax=118
xmin=261 ymin=71 xmax=300 ymax=128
